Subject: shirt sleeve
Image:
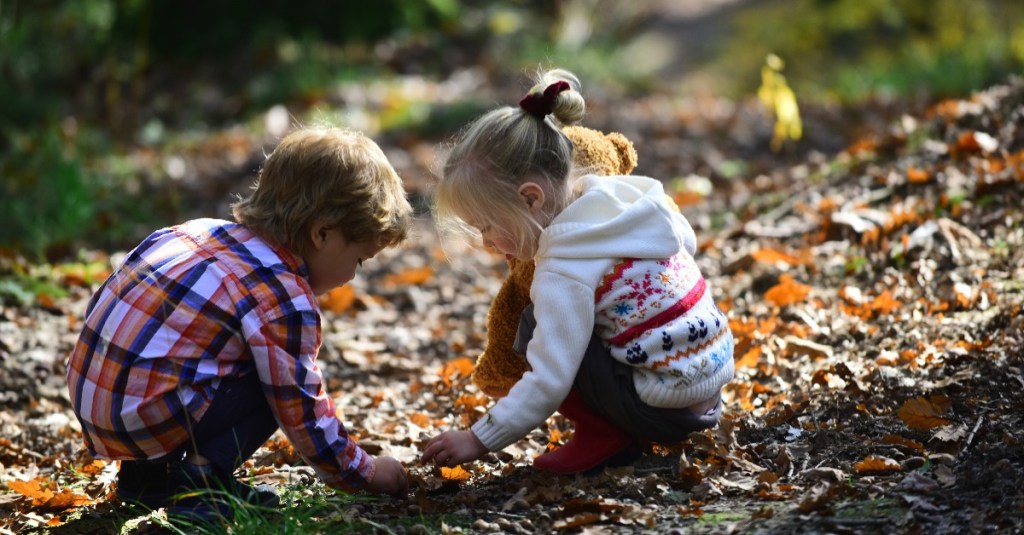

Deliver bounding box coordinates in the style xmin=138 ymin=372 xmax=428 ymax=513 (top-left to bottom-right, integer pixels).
xmin=249 ymin=308 xmax=376 ymax=492
xmin=471 ymin=271 xmax=596 ymax=451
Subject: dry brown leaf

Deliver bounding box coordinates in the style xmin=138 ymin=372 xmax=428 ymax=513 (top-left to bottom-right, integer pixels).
xmin=409 ymin=413 xmax=431 ymax=428
xmin=764 ymin=274 xmax=810 ymax=307
xmin=440 ymin=357 xmax=474 ymax=388
xmin=844 ymin=137 xmax=878 ymax=156
xmin=553 ymin=512 xmax=604 ymax=530
xmin=440 ymin=466 xmax=471 ymax=481
xmin=736 ymin=346 xmax=761 ymax=369
xmin=673 ymin=190 xmax=705 ymax=208
xmin=547 ymin=427 xmax=563 ymax=448
xmin=870 ymin=290 xmax=901 ymax=315
xmin=897 ymin=395 xmax=952 ymax=431
xmin=906 ymin=166 xmax=932 ymax=184
xmin=853 ymin=455 xmax=901 ymax=473
xmin=881 ymin=434 xmax=925 ymax=453
xmin=319 ymin=285 xmax=356 ymax=314
xmin=381 ymin=266 xmax=434 ymax=287
xmin=798 ymin=481 xmax=837 ymax=513
xmin=7 ymin=478 xmax=93 ymax=510
xmin=751 ymin=248 xmax=806 ymax=267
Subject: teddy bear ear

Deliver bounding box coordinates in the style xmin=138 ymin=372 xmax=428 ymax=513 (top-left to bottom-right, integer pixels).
xmin=604 ymin=132 xmax=638 ymax=175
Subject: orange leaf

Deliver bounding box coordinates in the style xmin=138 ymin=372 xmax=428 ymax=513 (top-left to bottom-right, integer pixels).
xmin=764 ymin=274 xmax=810 ymax=307
xmin=440 ymin=466 xmax=471 ymax=481
xmin=382 ymin=266 xmax=434 ymax=287
xmin=318 ymin=285 xmax=355 ymax=314
xmin=854 ymin=455 xmax=901 ymax=473
xmin=881 ymin=434 xmax=925 ymax=453
xmin=79 ymin=460 xmax=108 ymax=476
xmin=409 ymin=413 xmax=431 ymax=428
xmin=897 ymin=395 xmax=952 ymax=431
xmin=547 ymin=427 xmax=563 ymax=448
xmin=44 ymin=488 xmax=93 ymax=509
xmin=752 ymin=248 xmax=803 ymax=267
xmin=7 ymin=478 xmax=92 ymax=510
xmin=672 ymin=191 xmax=705 ymax=208
xmin=440 ymin=357 xmax=475 ymax=388
xmin=844 ymin=138 xmax=878 ymax=156
xmin=870 ymin=291 xmax=901 ymax=315
xmin=906 ymin=166 xmax=932 ymax=184
xmin=8 ymin=478 xmax=53 ymax=504
xmin=736 ymin=346 xmax=761 ymax=369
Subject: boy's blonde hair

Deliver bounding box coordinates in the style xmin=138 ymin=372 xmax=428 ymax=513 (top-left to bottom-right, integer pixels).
xmin=434 ymin=69 xmax=586 ymax=259
xmin=232 ymin=127 xmax=413 ymax=257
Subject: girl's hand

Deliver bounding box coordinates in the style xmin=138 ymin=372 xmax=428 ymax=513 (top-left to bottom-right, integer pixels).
xmin=422 ymin=430 xmax=488 ymax=467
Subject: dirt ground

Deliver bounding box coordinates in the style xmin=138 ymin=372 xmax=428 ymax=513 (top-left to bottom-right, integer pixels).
xmin=2 ymin=63 xmax=1024 ymax=535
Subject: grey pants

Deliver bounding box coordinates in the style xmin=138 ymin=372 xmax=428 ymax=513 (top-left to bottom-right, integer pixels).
xmin=514 ymin=304 xmax=721 ymax=444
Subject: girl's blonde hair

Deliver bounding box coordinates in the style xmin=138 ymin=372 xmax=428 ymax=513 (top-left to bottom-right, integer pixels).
xmin=232 ymin=127 xmax=413 ymax=257
xmin=434 ymin=68 xmax=586 ymax=259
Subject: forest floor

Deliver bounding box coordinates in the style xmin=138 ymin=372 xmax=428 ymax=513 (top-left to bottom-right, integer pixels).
xmin=2 ymin=57 xmax=1024 ymax=535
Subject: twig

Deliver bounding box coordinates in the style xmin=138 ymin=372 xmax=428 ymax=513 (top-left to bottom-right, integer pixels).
xmin=961 ymin=415 xmax=984 ymax=457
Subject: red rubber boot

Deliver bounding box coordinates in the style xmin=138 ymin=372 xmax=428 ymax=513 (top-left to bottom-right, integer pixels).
xmin=533 ymin=389 xmax=636 ymax=474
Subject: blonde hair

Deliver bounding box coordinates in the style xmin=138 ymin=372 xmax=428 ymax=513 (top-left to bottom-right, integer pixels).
xmin=232 ymin=127 xmax=413 ymax=256
xmin=434 ymin=69 xmax=586 ymax=258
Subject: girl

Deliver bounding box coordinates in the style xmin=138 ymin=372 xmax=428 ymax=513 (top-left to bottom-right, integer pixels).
xmin=422 ymin=69 xmax=735 ymax=474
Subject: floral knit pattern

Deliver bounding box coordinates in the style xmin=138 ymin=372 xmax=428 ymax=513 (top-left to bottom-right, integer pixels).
xmin=594 ymin=252 xmax=734 ymax=407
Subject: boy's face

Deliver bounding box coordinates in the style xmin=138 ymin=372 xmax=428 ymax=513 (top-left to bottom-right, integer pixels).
xmin=304 ymin=227 xmax=383 ymax=296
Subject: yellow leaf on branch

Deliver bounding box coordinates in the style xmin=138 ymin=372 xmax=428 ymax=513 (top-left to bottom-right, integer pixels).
xmin=758 ymin=54 xmax=802 ymax=152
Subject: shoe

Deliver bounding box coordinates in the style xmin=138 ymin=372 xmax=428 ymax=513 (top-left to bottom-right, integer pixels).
xmin=165 ymin=462 xmax=280 ymax=522
xmin=533 ymin=389 xmax=637 ymax=474
xmin=115 ymin=460 xmax=173 ymax=510
xmin=115 ymin=460 xmax=279 ymax=521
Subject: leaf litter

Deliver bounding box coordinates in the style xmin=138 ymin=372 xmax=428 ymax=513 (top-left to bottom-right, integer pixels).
xmin=2 ymin=78 xmax=1024 ymax=534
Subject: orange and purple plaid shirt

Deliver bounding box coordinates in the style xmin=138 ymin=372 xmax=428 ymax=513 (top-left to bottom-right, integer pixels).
xmin=66 ymin=218 xmax=375 ymax=491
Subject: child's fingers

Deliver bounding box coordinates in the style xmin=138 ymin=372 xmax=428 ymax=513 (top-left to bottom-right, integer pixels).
xmin=421 ymin=437 xmax=443 ymax=463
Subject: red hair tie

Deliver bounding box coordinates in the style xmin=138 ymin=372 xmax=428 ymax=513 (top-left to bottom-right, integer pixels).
xmin=519 ymin=81 xmax=570 ymax=119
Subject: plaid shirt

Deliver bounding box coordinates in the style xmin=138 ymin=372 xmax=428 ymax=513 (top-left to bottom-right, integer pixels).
xmin=66 ymin=218 xmax=375 ymax=491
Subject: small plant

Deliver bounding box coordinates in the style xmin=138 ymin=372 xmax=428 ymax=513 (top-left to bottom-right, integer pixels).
xmin=757 ymin=54 xmax=803 ymax=152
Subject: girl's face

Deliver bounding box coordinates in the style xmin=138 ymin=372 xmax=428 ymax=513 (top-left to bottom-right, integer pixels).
xmin=477 ymin=222 xmax=521 ymax=260
xmin=459 ymin=180 xmax=548 ymax=260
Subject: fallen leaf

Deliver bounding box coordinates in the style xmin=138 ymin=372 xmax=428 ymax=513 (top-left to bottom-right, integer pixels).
xmin=440 ymin=357 xmax=474 ymax=388
xmin=319 ymin=285 xmax=356 ymax=314
xmin=764 ymin=274 xmax=810 ymax=307
xmin=897 ymin=395 xmax=952 ymax=431
xmin=382 ymin=266 xmax=434 ymax=287
xmin=440 ymin=466 xmax=471 ymax=481
xmin=906 ymin=166 xmax=932 ymax=184
xmin=7 ymin=478 xmax=93 ymax=511
xmin=854 ymin=455 xmax=901 ymax=473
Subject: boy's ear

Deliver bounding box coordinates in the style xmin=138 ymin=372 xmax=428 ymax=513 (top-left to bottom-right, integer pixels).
xmin=310 ymin=221 xmax=330 ymax=250
xmin=518 ymin=182 xmax=546 ymax=214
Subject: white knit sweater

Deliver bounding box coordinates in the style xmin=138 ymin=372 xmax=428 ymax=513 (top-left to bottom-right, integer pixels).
xmin=471 ymin=175 xmax=735 ymax=452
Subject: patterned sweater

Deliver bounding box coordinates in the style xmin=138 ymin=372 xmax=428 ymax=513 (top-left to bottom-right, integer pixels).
xmin=66 ymin=219 xmax=375 ymax=491
xmin=472 ymin=175 xmax=734 ymax=452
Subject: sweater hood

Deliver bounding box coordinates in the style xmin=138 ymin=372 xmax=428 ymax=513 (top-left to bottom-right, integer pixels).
xmin=538 ymin=175 xmax=693 ymax=260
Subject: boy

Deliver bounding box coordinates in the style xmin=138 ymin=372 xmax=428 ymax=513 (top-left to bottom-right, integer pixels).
xmin=66 ymin=127 xmax=412 ymax=519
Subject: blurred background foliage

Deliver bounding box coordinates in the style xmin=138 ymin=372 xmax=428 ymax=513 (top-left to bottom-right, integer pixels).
xmin=1 ymin=0 xmax=1022 ymax=263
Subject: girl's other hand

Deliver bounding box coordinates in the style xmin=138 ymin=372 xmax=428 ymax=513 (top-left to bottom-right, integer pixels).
xmin=421 ymin=430 xmax=488 ymax=467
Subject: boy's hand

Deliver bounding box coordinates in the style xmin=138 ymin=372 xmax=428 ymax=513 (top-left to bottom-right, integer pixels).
xmin=366 ymin=456 xmax=408 ymax=498
xmin=422 ymin=430 xmax=488 ymax=467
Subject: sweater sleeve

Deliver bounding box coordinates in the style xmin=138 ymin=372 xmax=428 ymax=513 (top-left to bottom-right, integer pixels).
xmin=471 ymin=271 xmax=596 ymax=451
xmin=249 ymin=309 xmax=376 ymax=492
